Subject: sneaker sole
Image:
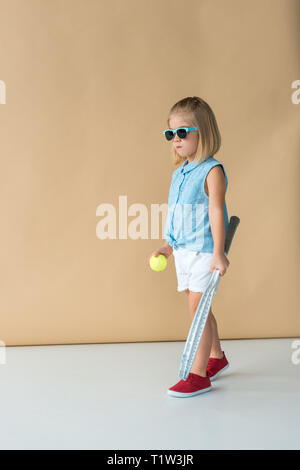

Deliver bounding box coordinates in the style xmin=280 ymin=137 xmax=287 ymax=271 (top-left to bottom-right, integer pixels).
xmin=167 ymin=385 xmax=212 ymax=398
xmin=209 ymin=363 xmax=230 ymax=381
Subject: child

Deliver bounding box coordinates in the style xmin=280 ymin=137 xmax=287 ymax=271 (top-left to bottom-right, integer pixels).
xmin=148 ymin=96 xmax=230 ymax=398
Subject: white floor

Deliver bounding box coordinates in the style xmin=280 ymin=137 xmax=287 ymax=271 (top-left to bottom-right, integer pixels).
xmin=0 ymin=338 xmax=299 ymax=450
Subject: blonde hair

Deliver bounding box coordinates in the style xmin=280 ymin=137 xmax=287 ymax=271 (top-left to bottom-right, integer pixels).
xmin=167 ymin=96 xmax=221 ymax=167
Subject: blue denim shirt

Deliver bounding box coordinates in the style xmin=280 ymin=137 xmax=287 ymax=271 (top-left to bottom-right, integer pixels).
xmin=164 ymin=156 xmax=229 ymax=253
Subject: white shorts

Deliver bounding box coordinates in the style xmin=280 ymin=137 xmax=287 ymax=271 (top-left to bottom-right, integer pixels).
xmin=173 ymin=247 xmax=218 ymax=294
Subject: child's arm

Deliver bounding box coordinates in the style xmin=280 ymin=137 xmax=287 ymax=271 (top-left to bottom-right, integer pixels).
xmin=206 ymin=165 xmax=230 ymax=275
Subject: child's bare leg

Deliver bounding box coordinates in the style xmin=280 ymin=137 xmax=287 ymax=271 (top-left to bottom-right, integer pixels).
xmin=186 ymin=290 xmax=213 ymax=377
xmin=185 ymin=289 xmax=223 ymax=360
xmin=209 ymin=311 xmax=224 ymax=359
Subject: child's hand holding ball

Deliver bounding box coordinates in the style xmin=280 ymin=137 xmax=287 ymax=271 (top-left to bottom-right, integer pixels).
xmin=150 ymin=253 xmax=167 ymax=271
xmin=148 ymin=244 xmax=173 ymax=272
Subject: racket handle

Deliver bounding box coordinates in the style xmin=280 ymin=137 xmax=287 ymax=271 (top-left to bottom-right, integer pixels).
xmin=224 ymin=216 xmax=240 ymax=256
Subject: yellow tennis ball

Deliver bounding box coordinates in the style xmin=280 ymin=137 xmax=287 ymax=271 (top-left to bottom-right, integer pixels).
xmin=150 ymin=254 xmax=167 ymax=271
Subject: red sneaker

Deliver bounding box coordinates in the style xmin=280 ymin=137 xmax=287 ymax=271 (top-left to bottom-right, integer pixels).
xmin=167 ymin=372 xmax=212 ymax=398
xmin=206 ymin=351 xmax=229 ymax=381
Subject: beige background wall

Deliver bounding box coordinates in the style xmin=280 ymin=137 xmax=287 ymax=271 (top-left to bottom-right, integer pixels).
xmin=0 ymin=0 xmax=299 ymax=346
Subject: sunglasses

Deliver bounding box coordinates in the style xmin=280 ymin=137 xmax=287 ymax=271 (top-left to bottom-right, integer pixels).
xmin=162 ymin=126 xmax=198 ymax=141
